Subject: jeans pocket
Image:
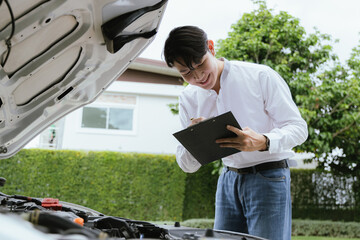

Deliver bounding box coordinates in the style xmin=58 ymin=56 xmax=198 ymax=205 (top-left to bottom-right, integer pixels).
xmin=256 ymin=168 xmax=286 ymax=182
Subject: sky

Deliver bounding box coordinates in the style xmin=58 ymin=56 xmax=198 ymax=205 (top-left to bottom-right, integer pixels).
xmin=140 ymin=0 xmax=360 ymax=64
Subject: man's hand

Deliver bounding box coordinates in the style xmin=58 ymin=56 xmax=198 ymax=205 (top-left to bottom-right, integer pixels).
xmin=215 ymin=125 xmax=267 ymax=152
xmin=189 ymin=117 xmax=206 ymax=126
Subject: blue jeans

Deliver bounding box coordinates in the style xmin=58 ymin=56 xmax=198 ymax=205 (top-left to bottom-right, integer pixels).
xmin=213 ymin=166 xmax=291 ymax=240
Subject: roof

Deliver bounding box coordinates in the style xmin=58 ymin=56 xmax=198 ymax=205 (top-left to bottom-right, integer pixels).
xmin=129 ymin=57 xmax=181 ymax=77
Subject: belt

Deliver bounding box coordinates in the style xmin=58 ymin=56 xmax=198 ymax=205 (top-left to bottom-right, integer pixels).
xmin=226 ymin=159 xmax=288 ymax=174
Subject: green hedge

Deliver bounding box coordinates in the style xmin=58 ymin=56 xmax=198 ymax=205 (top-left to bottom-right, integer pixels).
xmin=291 ymin=169 xmax=359 ymax=221
xmin=182 ymin=161 xmax=219 ymax=220
xmin=1 ymin=149 xmax=359 ymax=222
xmin=291 ymin=219 xmax=360 ymax=238
xmin=0 ymin=149 xmax=186 ymax=221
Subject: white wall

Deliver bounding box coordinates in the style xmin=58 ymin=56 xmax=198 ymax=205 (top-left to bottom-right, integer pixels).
xmin=60 ymin=81 xmax=184 ymax=154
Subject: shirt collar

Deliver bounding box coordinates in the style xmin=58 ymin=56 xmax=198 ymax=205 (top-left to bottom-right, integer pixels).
xmin=219 ymin=57 xmax=229 ymax=85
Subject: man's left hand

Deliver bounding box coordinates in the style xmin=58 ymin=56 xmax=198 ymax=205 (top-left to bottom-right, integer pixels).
xmin=215 ymin=125 xmax=267 ymax=152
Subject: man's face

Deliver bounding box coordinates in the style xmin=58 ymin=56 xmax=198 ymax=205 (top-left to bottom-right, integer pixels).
xmin=173 ymin=51 xmax=219 ymax=91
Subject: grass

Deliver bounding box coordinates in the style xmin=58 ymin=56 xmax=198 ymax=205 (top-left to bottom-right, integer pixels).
xmin=292 ymin=237 xmax=360 ymax=240
xmin=154 ymin=220 xmax=360 ymax=240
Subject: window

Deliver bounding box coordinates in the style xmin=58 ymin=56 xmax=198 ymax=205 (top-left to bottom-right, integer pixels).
xmin=80 ymin=93 xmax=136 ymax=133
xmin=81 ymin=107 xmax=134 ymax=131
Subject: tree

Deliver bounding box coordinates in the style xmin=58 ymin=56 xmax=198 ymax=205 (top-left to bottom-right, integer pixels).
xmin=216 ymin=0 xmax=335 ymax=96
xmin=216 ymin=0 xmax=359 ymax=174
xmin=297 ymin=43 xmax=360 ymax=174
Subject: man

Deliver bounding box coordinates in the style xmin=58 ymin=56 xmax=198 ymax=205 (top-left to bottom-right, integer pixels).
xmin=163 ymin=25 xmax=308 ymax=240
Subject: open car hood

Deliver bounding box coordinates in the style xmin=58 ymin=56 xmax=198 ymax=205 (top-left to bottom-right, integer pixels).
xmin=0 ymin=193 xmax=267 ymax=240
xmin=0 ymin=0 xmax=168 ymax=159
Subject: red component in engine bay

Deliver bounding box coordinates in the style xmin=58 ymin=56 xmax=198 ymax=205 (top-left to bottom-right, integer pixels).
xmin=41 ymin=198 xmax=62 ymax=210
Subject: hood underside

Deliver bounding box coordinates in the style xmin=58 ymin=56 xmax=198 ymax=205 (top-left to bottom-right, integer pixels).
xmin=0 ymin=0 xmax=168 ymax=159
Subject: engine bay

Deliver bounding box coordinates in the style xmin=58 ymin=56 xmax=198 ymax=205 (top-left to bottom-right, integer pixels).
xmin=0 ymin=176 xmax=266 ymax=240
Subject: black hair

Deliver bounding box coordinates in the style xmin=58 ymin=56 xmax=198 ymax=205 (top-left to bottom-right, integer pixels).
xmin=163 ymin=26 xmax=208 ymax=69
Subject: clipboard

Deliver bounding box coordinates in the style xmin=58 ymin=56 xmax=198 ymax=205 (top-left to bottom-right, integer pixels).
xmin=173 ymin=111 xmax=242 ymax=165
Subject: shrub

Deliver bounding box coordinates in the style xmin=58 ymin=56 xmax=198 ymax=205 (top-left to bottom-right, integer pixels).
xmin=2 ymin=149 xmax=360 ymax=222
xmin=292 ymin=219 xmax=360 ymax=238
xmin=182 ymin=161 xmax=219 ymax=220
xmin=0 ymin=149 xmax=186 ymax=221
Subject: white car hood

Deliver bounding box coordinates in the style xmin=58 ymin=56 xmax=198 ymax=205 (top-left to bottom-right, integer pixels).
xmin=0 ymin=0 xmax=168 ymax=159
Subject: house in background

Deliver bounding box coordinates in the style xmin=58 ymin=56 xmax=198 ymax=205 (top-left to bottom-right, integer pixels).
xmin=26 ymin=58 xmax=185 ymax=154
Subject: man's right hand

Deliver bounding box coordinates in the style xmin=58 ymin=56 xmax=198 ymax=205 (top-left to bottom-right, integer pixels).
xmin=189 ymin=117 xmax=206 ymax=126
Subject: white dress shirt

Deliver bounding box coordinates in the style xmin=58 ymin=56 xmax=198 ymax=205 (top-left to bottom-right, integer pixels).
xmin=176 ymin=59 xmax=308 ymax=173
